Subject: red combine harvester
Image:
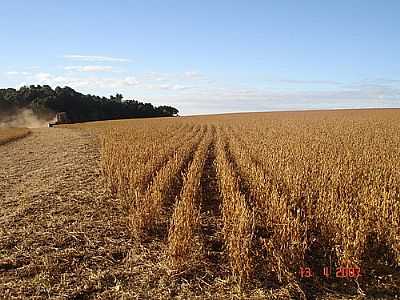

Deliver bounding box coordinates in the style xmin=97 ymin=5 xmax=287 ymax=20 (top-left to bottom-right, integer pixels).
xmin=48 ymin=112 xmax=70 ymax=127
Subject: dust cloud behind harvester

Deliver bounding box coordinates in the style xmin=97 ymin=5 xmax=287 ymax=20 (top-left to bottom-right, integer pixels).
xmin=0 ymin=108 xmax=56 ymax=128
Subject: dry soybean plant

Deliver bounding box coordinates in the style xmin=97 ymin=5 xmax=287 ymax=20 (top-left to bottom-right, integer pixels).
xmin=97 ymin=109 xmax=400 ymax=296
xmin=167 ymin=126 xmax=212 ymax=269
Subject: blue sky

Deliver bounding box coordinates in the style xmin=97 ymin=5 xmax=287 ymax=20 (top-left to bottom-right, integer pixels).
xmin=1 ymin=0 xmax=399 ymax=115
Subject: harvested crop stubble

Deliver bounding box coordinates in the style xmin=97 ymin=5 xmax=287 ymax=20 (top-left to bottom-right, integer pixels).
xmin=0 ymin=127 xmax=30 ymax=145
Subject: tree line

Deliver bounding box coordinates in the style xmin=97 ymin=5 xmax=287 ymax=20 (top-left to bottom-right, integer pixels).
xmin=0 ymin=85 xmax=179 ymax=122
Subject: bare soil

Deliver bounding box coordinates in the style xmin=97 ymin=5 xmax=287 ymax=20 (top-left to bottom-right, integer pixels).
xmin=0 ymin=128 xmax=132 ymax=299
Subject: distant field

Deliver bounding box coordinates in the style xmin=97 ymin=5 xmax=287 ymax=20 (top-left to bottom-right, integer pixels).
xmin=64 ymin=109 xmax=400 ymax=298
xmin=0 ymin=127 xmax=30 ymax=145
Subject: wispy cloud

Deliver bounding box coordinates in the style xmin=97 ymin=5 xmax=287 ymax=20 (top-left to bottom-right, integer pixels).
xmin=31 ymin=72 xmax=139 ymax=88
xmin=7 ymin=67 xmax=399 ymax=115
xmin=143 ymin=71 xmax=208 ymax=82
xmin=275 ymin=79 xmax=342 ymax=85
xmin=35 ymin=72 xmax=52 ymax=82
xmin=149 ymin=80 xmax=400 ymax=115
xmin=183 ymin=71 xmax=205 ymax=80
xmin=159 ymin=84 xmax=191 ymax=91
xmin=63 ymin=54 xmax=131 ymax=62
xmin=6 ymin=71 xmax=31 ymax=76
xmin=64 ymin=65 xmax=114 ymax=72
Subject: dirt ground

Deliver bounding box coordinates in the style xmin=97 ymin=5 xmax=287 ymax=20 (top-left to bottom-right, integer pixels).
xmin=0 ymin=128 xmax=135 ymax=299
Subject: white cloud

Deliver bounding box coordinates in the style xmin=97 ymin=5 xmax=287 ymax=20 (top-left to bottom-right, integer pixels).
xmin=8 ymin=68 xmax=399 ymax=115
xmin=64 ymin=54 xmax=131 ymax=62
xmin=183 ymin=71 xmax=203 ymax=79
xmin=142 ymin=71 xmax=207 ymax=83
xmin=64 ymin=65 xmax=114 ymax=72
xmin=159 ymin=84 xmax=191 ymax=91
xmin=277 ymin=79 xmax=342 ymax=85
xmin=5 ymin=71 xmax=31 ymax=76
xmin=172 ymin=84 xmax=189 ymax=91
xmin=31 ymin=72 xmax=139 ymax=89
xmin=124 ymin=76 xmax=139 ymax=85
xmin=35 ymin=73 xmax=52 ymax=82
xmin=148 ymin=80 xmax=400 ymax=115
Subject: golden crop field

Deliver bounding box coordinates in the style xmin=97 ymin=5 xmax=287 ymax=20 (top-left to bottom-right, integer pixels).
xmin=66 ymin=109 xmax=400 ymax=298
xmin=0 ymin=127 xmax=30 ymax=145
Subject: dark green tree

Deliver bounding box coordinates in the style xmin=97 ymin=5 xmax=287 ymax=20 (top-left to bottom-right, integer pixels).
xmin=0 ymin=85 xmax=179 ymax=122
